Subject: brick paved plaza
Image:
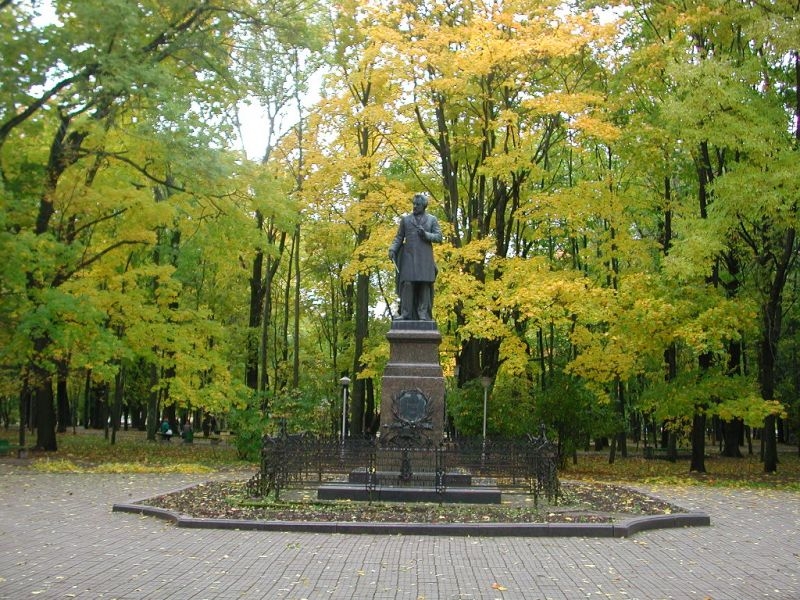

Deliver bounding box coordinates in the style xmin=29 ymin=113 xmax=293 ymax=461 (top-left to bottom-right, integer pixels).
xmin=1 ymin=463 xmax=797 ymax=599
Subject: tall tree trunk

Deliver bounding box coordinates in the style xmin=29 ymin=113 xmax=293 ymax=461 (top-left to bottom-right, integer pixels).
xmin=615 ymin=378 xmax=627 ymax=460
xmin=33 ymin=374 xmax=57 ymax=451
xmin=17 ymin=385 xmax=29 ymax=457
xmin=667 ymin=430 xmax=677 ymax=463
xmin=291 ymin=58 xmax=303 ymax=391
xmin=690 ymin=412 xmax=706 ymax=472
xmin=292 ymin=223 xmax=301 ymax=388
xmin=458 ymin=338 xmax=501 ymax=384
xmin=351 ymin=266 xmax=370 ymax=436
xmin=660 ymin=177 xmax=679 ymax=462
xmin=537 ymin=327 xmax=547 ymax=389
xmin=365 ymin=379 xmax=377 ymax=434
xmin=692 ymin=140 xmax=722 ymax=473
xmin=721 ymin=339 xmax=744 ymax=457
xmin=24 ymin=116 xmax=83 ymax=451
xmin=692 ymin=352 xmax=713 ymax=472
xmin=258 ymin=257 xmax=274 ymax=401
xmin=246 ymin=212 xmax=265 ymax=390
xmin=258 ymin=229 xmax=287 ymax=405
xmin=83 ymin=370 xmax=92 ymax=428
xmin=609 ymin=435 xmax=617 ymax=465
xmin=110 ymin=364 xmax=124 ymax=445
xmin=758 ymin=227 xmax=795 ymax=473
xmin=31 ymin=334 xmax=57 ymax=450
xmin=146 ymin=363 xmax=158 ymax=441
xmin=56 ymin=364 xmax=70 ymax=434
xmin=280 ymin=232 xmax=295 ymax=391
xmin=721 ymin=419 xmax=744 ymax=458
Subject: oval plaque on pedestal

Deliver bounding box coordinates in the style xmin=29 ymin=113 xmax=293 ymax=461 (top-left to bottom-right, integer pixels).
xmin=395 ymin=389 xmax=429 ymax=424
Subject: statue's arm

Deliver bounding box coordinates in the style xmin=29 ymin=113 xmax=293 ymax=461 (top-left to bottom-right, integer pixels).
xmin=388 ymin=217 xmax=406 ymax=258
xmin=426 ymin=216 xmax=443 ymax=243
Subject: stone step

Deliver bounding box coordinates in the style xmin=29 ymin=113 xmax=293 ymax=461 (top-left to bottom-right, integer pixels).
xmin=317 ymin=483 xmax=501 ymax=504
xmin=348 ymin=469 xmax=473 ymax=487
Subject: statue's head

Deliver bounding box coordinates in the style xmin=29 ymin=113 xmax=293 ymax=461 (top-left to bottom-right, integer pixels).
xmin=412 ymin=193 xmax=428 ymax=215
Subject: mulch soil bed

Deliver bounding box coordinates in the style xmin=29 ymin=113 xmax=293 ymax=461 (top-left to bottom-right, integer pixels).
xmin=139 ymin=480 xmax=684 ymax=524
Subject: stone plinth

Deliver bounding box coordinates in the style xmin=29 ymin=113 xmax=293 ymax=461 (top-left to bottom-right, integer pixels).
xmin=381 ymin=320 xmax=445 ymax=446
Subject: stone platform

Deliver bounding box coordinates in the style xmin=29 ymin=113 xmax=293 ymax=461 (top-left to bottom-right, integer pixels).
xmin=317 ymin=483 xmax=502 ymax=504
xmin=347 ymin=468 xmax=472 ymax=487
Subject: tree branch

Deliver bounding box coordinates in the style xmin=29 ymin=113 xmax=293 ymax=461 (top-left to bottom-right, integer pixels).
xmin=98 ymin=152 xmax=188 ymax=192
xmin=0 ymin=67 xmax=98 ymax=151
xmin=53 ymin=240 xmax=147 ymax=288
xmin=65 ymin=208 xmax=129 ymax=244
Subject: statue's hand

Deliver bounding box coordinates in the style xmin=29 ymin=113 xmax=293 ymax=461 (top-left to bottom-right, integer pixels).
xmin=388 ymin=249 xmax=396 ymax=260
xmin=418 ymin=227 xmax=427 ymax=239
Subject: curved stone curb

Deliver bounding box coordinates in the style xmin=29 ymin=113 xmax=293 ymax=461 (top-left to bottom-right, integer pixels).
xmin=112 ymin=501 xmax=710 ymax=538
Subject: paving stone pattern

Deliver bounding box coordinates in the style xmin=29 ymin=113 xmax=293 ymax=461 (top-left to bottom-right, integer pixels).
xmin=0 ymin=464 xmax=797 ymax=599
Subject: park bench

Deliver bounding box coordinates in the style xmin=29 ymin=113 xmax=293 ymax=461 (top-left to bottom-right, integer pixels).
xmin=643 ymin=446 xmax=692 ymax=460
xmin=0 ymin=438 xmax=21 ymax=456
xmin=206 ymin=430 xmax=232 ymax=445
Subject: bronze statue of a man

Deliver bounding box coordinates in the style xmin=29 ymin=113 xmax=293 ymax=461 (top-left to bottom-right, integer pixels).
xmin=388 ymin=193 xmax=443 ymax=320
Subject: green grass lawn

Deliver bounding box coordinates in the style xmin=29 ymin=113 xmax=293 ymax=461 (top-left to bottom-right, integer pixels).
xmin=6 ymin=428 xmax=798 ymax=489
xmin=26 ymin=428 xmax=245 ymax=474
xmin=562 ymin=446 xmax=800 ymax=490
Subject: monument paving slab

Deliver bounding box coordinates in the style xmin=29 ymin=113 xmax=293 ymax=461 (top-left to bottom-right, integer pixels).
xmin=0 ymin=463 xmax=797 ymax=599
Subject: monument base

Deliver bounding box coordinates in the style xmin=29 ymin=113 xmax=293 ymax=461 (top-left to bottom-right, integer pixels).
xmin=381 ymin=320 xmax=445 ymax=446
xmin=364 ymin=320 xmax=491 ymax=502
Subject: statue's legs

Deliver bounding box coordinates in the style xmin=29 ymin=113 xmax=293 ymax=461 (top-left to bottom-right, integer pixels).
xmin=398 ymin=281 xmax=433 ymax=320
xmin=398 ymin=281 xmax=414 ymax=319
xmin=414 ymin=283 xmax=433 ymax=320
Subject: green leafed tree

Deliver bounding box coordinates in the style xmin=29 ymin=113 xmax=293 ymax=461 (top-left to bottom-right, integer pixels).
xmin=0 ymin=0 xmax=311 ymax=449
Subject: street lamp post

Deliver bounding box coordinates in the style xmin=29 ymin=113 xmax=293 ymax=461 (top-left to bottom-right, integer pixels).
xmin=480 ymin=376 xmax=492 ymax=441
xmin=480 ymin=375 xmax=492 ymax=463
xmin=445 ymin=364 xmax=459 ymax=440
xmin=339 ymin=376 xmax=351 ymax=445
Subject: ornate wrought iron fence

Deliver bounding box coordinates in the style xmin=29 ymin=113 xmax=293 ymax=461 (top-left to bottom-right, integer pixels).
xmin=247 ymin=429 xmax=559 ymax=503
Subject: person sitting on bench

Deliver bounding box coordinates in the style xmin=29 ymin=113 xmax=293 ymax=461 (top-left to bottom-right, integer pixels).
xmin=159 ymin=418 xmax=172 ymax=441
